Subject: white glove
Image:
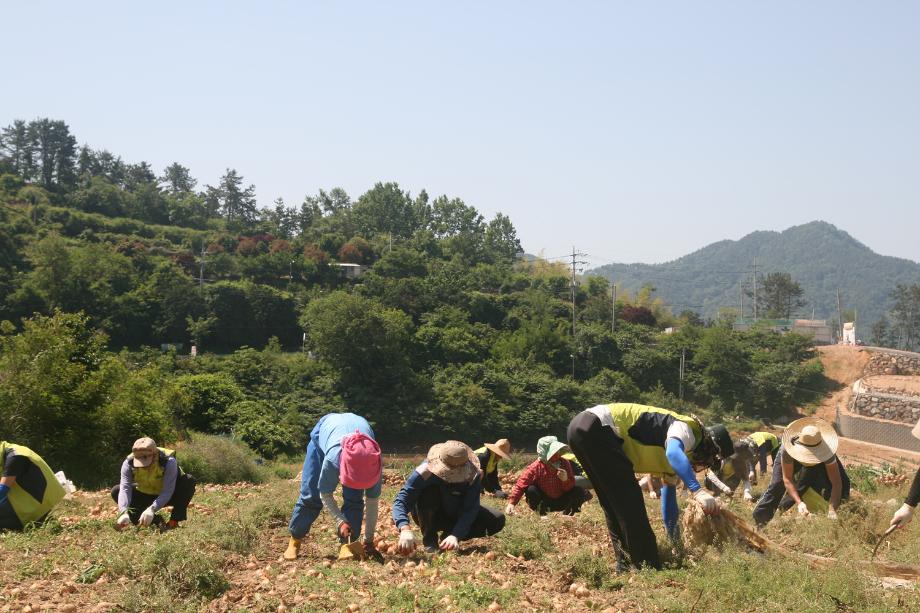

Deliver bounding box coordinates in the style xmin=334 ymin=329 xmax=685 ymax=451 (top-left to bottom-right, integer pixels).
xmin=649 ymin=491 xmax=658 ymax=500
xmin=439 ymin=535 xmax=459 ymax=551
xmin=694 ymin=489 xmax=719 ymax=515
xmin=748 ymin=471 xmax=756 ymax=484
xmin=891 ymin=503 xmax=915 ymax=529
xmin=397 ymin=528 xmax=416 ymax=553
xmin=827 ymin=508 xmax=838 ymax=520
xmin=796 ymin=501 xmax=811 ymax=517
xmin=742 ymin=489 xmax=753 ymax=502
xmin=116 ymin=512 xmax=131 ymax=529
xmin=504 ymin=503 xmax=516 ymax=516
xmin=139 ymin=506 xmax=156 ymax=527
xmin=557 ymin=468 xmax=568 ymax=482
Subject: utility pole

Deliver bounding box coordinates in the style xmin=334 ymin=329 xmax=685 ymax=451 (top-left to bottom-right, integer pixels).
xmin=740 ymin=282 xmax=744 ymax=321
xmin=569 ymin=247 xmax=588 ymax=378
xmin=752 ymin=257 xmax=758 ymax=320
xmin=679 ymin=347 xmax=686 ymax=400
xmin=836 ymin=288 xmax=843 ymax=343
xmin=611 ymin=283 xmax=617 ymax=333
xmin=198 ymin=244 xmax=206 ymax=294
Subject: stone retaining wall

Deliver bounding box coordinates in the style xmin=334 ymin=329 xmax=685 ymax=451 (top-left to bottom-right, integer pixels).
xmin=864 ymin=349 xmax=920 ymax=376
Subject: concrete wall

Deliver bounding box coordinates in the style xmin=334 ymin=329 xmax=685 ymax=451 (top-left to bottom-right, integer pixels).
xmin=837 ymin=408 xmax=920 ymax=454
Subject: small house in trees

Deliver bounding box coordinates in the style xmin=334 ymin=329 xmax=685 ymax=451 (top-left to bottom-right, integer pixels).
xmin=335 ymin=263 xmax=367 ymax=280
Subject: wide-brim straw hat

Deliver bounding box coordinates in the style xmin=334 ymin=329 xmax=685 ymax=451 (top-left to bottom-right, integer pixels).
xmin=483 ymin=438 xmax=512 ymax=460
xmin=912 ymin=417 xmax=920 ymax=442
xmin=783 ymin=417 xmax=839 ymax=465
xmin=427 ymin=441 xmax=481 ymax=484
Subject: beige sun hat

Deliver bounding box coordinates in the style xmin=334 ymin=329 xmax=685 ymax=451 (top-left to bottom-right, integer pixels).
xmin=483 ymin=438 xmax=512 ymax=460
xmin=912 ymin=417 xmax=920 ymax=442
xmin=131 ymin=437 xmax=158 ymax=468
xmin=427 ymin=441 xmax=481 ymax=484
xmin=782 ymin=417 xmax=839 ymax=465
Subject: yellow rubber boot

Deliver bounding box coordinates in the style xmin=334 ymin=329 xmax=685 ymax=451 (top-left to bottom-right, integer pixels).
xmin=283 ymin=537 xmax=301 ymax=561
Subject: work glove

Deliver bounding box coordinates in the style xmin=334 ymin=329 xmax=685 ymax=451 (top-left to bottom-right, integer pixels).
xmin=796 ymin=501 xmax=811 ymax=517
xmin=557 ymin=468 xmax=568 ymax=482
xmin=397 ymin=528 xmax=416 ymax=554
xmin=827 ymin=508 xmax=838 ymax=520
xmin=748 ymin=471 xmax=757 ymax=484
xmin=439 ymin=535 xmax=459 ymax=551
xmin=139 ymin=506 xmax=156 ymax=527
xmin=694 ymin=489 xmax=719 ymax=515
xmin=338 ymin=522 xmax=352 ymax=540
xmin=116 ymin=512 xmax=131 ymax=530
xmin=890 ymin=503 xmax=915 ymax=529
xmin=742 ymin=489 xmax=753 ymax=502
xmin=649 ymin=491 xmax=658 ymax=500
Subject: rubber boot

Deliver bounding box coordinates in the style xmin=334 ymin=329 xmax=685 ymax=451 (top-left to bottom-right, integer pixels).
xmin=284 ymin=537 xmax=301 ymax=561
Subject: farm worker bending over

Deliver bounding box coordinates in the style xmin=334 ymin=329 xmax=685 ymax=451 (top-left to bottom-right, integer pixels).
xmin=504 ymin=436 xmax=591 ymax=516
xmin=393 ymin=440 xmax=505 ymax=554
xmin=705 ymin=440 xmax=757 ymax=501
xmin=112 ymin=437 xmax=196 ymax=531
xmin=0 ymin=441 xmax=65 ymax=531
xmin=742 ymin=431 xmax=780 ymax=482
xmin=752 ymin=417 xmax=850 ymax=527
xmin=285 ymin=413 xmax=382 ymax=560
xmin=889 ymin=417 xmax=920 ymax=530
xmin=475 ymin=438 xmax=511 ymax=499
xmin=567 ymin=403 xmax=733 ymax=570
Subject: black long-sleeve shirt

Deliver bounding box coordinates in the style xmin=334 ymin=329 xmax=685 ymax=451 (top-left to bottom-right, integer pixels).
xmin=906 ymin=467 xmax=920 ymax=507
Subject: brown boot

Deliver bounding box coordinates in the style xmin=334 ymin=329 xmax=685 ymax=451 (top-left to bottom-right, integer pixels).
xmin=283 ymin=537 xmax=301 ymax=561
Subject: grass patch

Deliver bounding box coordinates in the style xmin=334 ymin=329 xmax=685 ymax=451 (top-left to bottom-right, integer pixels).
xmin=144 ymin=538 xmax=229 ymax=599
xmin=177 ymin=432 xmax=270 ymax=484
xmin=566 ymin=550 xmax=624 ymax=591
xmin=495 ymin=514 xmax=554 ymax=560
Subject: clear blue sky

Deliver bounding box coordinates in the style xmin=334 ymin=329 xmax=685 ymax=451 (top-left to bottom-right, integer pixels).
xmin=4 ymin=2 xmax=919 ymax=269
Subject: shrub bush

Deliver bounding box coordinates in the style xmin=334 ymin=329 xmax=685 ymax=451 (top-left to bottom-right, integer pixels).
xmin=176 ymin=432 xmax=269 ymax=484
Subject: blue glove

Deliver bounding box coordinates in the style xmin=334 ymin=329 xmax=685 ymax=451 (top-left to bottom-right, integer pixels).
xmin=0 ymin=483 xmax=10 ymax=507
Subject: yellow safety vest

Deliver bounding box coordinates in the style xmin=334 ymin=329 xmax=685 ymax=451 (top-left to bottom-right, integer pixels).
xmin=474 ymin=447 xmax=498 ymax=475
xmin=749 ymin=432 xmax=779 ymax=451
xmin=0 ymin=441 xmax=66 ymax=526
xmin=128 ymin=447 xmax=180 ymax=496
xmin=603 ymin=403 xmax=703 ymax=476
xmin=560 ymin=451 xmax=583 ymax=473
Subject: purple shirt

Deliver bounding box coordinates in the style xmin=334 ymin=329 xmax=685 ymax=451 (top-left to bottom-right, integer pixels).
xmin=117 ymin=457 xmax=178 ymax=512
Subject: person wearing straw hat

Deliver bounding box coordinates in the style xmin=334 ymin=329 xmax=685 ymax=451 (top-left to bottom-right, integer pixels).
xmin=284 ymin=413 xmax=383 ymax=560
xmin=567 ymin=403 xmax=735 ymax=570
xmin=474 ymin=438 xmax=512 ymax=499
xmin=111 ymin=437 xmax=196 ymax=531
xmin=0 ymin=441 xmax=66 ymax=531
xmin=889 ymin=417 xmax=920 ymax=530
xmin=504 ymin=436 xmax=591 ymax=517
xmin=393 ymin=440 xmax=505 ymax=554
xmin=752 ymin=417 xmax=850 ymax=527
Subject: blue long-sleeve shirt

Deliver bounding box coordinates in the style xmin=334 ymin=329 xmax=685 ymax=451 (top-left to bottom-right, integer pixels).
xmin=392 ymin=462 xmax=482 ymax=539
xmin=313 ymin=413 xmax=382 ymax=496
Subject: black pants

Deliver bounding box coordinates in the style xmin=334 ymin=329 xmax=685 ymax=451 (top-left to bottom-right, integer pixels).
xmin=413 ymin=485 xmax=505 ymax=547
xmin=0 ymin=499 xmax=23 ymax=531
xmin=567 ymin=410 xmax=661 ymax=570
xmin=524 ymin=485 xmax=589 ymax=516
xmin=752 ymin=456 xmax=850 ymax=526
xmin=756 ymin=442 xmax=778 ymax=475
xmin=111 ymin=473 xmax=196 ymax=523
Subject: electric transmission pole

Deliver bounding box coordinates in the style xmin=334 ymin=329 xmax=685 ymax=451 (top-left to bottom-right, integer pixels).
xmin=752 ymin=257 xmax=758 ymax=320
xmin=569 ymin=247 xmax=588 ymax=377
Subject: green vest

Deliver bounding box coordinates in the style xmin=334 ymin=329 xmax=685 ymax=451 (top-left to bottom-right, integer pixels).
xmin=604 ymin=403 xmax=702 ymax=476
xmin=474 ymin=447 xmax=498 ymax=475
xmin=0 ymin=441 xmax=66 ymax=526
xmin=128 ymin=448 xmax=179 ymax=496
xmin=750 ymin=432 xmax=779 ymax=450
xmin=560 ymin=451 xmax=583 ymax=473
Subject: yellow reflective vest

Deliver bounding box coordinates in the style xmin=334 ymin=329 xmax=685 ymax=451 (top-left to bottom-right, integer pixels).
xmin=0 ymin=441 xmax=66 ymax=526
xmin=474 ymin=447 xmax=498 ymax=476
xmin=749 ymin=432 xmax=779 ymax=451
xmin=600 ymin=403 xmax=703 ymax=476
xmin=128 ymin=448 xmax=180 ymax=496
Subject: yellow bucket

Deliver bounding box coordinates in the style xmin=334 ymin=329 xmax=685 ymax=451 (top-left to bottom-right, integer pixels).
xmin=338 ymin=540 xmax=365 ymax=561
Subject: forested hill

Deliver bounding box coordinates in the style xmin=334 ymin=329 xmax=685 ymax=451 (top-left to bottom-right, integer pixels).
xmin=588 ymin=221 xmax=920 ymax=327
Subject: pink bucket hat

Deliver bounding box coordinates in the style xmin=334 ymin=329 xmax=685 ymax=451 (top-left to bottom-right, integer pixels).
xmin=339 ymin=431 xmax=382 ymax=490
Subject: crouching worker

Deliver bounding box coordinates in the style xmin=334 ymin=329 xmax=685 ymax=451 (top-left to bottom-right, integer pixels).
xmin=112 ymin=438 xmax=196 ymax=531
xmin=567 ymin=403 xmax=734 ymax=570
xmin=475 ymin=438 xmax=512 ymax=499
xmin=752 ymin=417 xmax=850 ymax=527
xmin=705 ymin=441 xmax=757 ymax=501
xmin=0 ymin=441 xmax=66 ymax=531
xmin=285 ymin=413 xmax=382 ymax=560
xmin=889 ymin=417 xmax=920 ymax=530
xmin=743 ymin=431 xmax=780 ymax=482
xmin=393 ymin=441 xmax=505 ymax=554
xmin=505 ymin=436 xmax=591 ymax=517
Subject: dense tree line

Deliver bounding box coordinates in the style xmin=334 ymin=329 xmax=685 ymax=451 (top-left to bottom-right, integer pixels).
xmin=0 ymin=118 xmax=827 ymax=485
